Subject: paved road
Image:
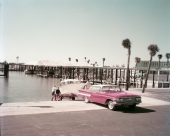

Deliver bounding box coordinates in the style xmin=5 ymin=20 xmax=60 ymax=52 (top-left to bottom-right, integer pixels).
xmin=1 ymin=88 xmax=170 ymax=136
xmin=1 ymin=105 xmax=170 ymax=136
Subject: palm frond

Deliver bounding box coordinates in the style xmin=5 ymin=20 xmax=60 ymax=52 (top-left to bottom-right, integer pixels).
xmin=122 ymin=39 xmax=131 ymax=49
xmin=135 ymin=57 xmax=141 ymax=64
xmin=165 ymin=53 xmax=170 ymax=59
xmin=148 ymin=44 xmax=159 ymax=56
xmin=157 ymin=54 xmax=162 ymax=59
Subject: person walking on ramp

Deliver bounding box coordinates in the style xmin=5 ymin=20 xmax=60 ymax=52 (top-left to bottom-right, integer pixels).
xmin=51 ymin=85 xmax=57 ymax=101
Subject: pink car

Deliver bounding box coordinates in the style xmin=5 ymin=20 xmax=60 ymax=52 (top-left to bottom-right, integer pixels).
xmin=78 ymin=85 xmax=142 ymax=110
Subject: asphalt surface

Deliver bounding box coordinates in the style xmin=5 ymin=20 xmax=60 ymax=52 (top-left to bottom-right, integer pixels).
xmin=1 ymin=88 xmax=170 ymax=136
xmin=1 ymin=105 xmax=170 ymax=136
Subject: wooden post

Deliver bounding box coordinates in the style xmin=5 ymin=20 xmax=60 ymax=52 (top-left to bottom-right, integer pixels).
xmin=83 ymin=68 xmax=85 ymax=82
xmin=141 ymin=70 xmax=144 ymax=88
xmin=93 ymin=68 xmax=94 ymax=85
xmin=123 ymin=69 xmax=125 ymax=82
xmin=115 ymin=69 xmax=118 ymax=85
xmin=69 ymin=68 xmax=71 ymax=79
xmin=100 ymin=69 xmax=102 ymax=84
xmin=134 ymin=69 xmax=136 ymax=84
xmin=4 ymin=64 xmax=9 ymax=78
xmin=70 ymin=68 xmax=73 ymax=78
xmin=41 ymin=66 xmax=43 ymax=76
xmin=120 ymin=69 xmax=121 ymax=79
xmin=31 ymin=66 xmax=34 ymax=74
xmin=111 ymin=69 xmax=113 ymax=83
xmin=61 ymin=66 xmax=63 ymax=79
xmin=73 ymin=67 xmax=74 ymax=79
xmin=77 ymin=68 xmax=80 ymax=80
xmin=86 ymin=68 xmax=89 ymax=80
xmin=96 ymin=68 xmax=98 ymax=81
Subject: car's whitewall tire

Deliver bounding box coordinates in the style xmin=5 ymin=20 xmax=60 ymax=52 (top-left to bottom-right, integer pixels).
xmin=108 ymin=100 xmax=116 ymax=110
xmin=85 ymin=97 xmax=90 ymax=103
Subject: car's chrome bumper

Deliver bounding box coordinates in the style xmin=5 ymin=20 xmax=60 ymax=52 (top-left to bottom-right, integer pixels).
xmin=115 ymin=101 xmax=142 ymax=106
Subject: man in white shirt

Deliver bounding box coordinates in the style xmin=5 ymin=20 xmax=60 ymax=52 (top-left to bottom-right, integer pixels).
xmin=85 ymin=79 xmax=91 ymax=89
xmin=51 ymin=85 xmax=57 ymax=101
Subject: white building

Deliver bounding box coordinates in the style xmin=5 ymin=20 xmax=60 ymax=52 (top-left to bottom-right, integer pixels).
xmin=137 ymin=61 xmax=170 ymax=75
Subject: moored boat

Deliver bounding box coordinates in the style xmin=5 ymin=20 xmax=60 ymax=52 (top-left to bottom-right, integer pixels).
xmin=24 ymin=69 xmax=36 ymax=74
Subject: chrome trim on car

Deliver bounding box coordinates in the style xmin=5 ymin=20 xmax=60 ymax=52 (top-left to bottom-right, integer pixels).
xmin=77 ymin=92 xmax=91 ymax=97
xmin=116 ymin=97 xmax=142 ymax=104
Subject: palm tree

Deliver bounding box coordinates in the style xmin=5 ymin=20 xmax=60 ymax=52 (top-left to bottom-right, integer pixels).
xmin=16 ymin=56 xmax=19 ymax=63
xmin=165 ymin=53 xmax=170 ymax=81
xmin=84 ymin=57 xmax=86 ymax=62
xmin=68 ymin=57 xmax=71 ymax=61
xmin=102 ymin=58 xmax=105 ymax=67
xmin=95 ymin=62 xmax=97 ymax=66
xmin=87 ymin=59 xmax=90 ymax=64
xmin=3 ymin=60 xmax=7 ymax=64
xmin=76 ymin=59 xmax=78 ymax=62
xmin=122 ymin=38 xmax=131 ymax=90
xmin=134 ymin=57 xmax=141 ymax=82
xmin=142 ymin=44 xmax=159 ymax=93
xmin=157 ymin=54 xmax=162 ymax=69
xmin=121 ymin=64 xmax=125 ymax=68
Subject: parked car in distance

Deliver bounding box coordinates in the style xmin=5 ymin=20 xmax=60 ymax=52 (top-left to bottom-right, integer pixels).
xmin=77 ymin=85 xmax=142 ymax=110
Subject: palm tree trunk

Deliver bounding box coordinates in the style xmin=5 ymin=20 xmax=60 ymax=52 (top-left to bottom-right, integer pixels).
xmin=103 ymin=61 xmax=104 ymax=67
xmin=134 ymin=63 xmax=137 ymax=83
xmin=126 ymin=49 xmax=131 ymax=90
xmin=142 ymin=55 xmax=152 ymax=93
xmin=158 ymin=59 xmax=160 ymax=83
xmin=167 ymin=59 xmax=169 ymax=81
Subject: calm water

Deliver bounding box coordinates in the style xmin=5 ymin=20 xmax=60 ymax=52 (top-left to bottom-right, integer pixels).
xmin=0 ymin=72 xmax=60 ymax=103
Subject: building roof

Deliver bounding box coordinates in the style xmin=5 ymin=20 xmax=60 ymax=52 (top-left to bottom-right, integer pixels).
xmin=24 ymin=60 xmax=93 ymax=67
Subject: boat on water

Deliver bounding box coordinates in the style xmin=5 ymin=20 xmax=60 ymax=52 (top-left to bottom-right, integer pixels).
xmin=59 ymin=79 xmax=86 ymax=100
xmin=24 ymin=69 xmax=36 ymax=74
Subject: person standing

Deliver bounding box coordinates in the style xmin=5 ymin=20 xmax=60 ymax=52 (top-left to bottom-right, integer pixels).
xmin=85 ymin=79 xmax=91 ymax=89
xmin=51 ymin=85 xmax=57 ymax=101
xmin=56 ymin=87 xmax=61 ymax=101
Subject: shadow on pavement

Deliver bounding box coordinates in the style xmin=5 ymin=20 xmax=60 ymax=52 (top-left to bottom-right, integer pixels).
xmin=116 ymin=106 xmax=156 ymax=113
xmin=0 ymin=106 xmax=53 ymax=108
xmin=93 ymin=103 xmax=156 ymax=114
xmin=29 ymin=106 xmax=53 ymax=108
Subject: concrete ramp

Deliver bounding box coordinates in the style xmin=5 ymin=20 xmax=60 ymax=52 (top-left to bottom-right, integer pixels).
xmin=0 ymin=101 xmax=106 ymax=116
xmin=1 ymin=96 xmax=170 ymax=116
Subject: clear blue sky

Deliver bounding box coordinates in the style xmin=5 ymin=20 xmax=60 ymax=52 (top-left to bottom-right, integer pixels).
xmin=0 ymin=0 xmax=170 ymax=67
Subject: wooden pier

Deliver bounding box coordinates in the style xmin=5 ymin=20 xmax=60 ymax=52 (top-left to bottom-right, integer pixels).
xmin=0 ymin=60 xmax=169 ymax=88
